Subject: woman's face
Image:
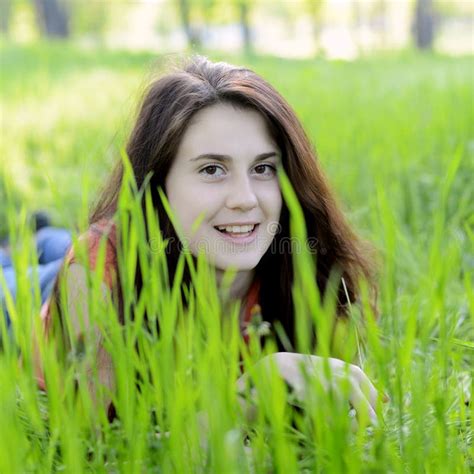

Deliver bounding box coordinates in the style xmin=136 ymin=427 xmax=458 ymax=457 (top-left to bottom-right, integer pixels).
xmin=165 ymin=103 xmax=282 ymax=272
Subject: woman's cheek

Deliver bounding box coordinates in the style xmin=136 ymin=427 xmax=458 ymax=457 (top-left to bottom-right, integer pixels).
xmin=261 ymin=185 xmax=283 ymax=219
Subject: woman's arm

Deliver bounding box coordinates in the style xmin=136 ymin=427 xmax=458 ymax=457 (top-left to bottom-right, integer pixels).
xmin=65 ymin=263 xmax=115 ymax=411
xmin=34 ymin=263 xmax=115 ymax=413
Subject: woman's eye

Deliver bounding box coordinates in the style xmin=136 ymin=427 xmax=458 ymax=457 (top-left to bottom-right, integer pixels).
xmin=199 ymin=164 xmax=225 ymax=177
xmin=253 ymin=164 xmax=276 ymax=176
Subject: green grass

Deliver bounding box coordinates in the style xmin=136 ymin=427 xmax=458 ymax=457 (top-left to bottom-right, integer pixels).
xmin=0 ymin=41 xmax=473 ymax=472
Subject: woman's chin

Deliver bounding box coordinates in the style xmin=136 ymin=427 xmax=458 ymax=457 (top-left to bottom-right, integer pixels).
xmin=212 ymin=255 xmax=260 ymax=273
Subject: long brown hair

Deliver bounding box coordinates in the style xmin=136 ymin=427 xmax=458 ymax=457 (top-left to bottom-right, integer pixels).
xmin=90 ymin=56 xmax=376 ymax=346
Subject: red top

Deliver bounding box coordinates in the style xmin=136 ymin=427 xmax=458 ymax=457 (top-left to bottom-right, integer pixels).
xmin=36 ymin=219 xmax=261 ymax=389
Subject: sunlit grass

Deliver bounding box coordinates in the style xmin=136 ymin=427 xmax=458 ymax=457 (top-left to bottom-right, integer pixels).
xmin=0 ymin=41 xmax=472 ymax=472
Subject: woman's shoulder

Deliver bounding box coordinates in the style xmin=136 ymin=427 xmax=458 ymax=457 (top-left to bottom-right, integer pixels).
xmin=40 ymin=219 xmax=118 ymax=328
xmin=67 ymin=218 xmax=118 ymax=288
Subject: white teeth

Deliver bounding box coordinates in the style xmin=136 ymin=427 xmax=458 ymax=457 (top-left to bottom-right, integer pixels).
xmin=217 ymin=224 xmax=256 ymax=233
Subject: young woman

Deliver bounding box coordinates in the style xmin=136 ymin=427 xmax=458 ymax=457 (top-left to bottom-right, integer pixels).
xmin=35 ymin=56 xmax=382 ymax=424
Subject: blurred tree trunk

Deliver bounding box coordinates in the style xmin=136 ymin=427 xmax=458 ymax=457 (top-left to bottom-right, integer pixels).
xmin=238 ymin=1 xmax=252 ymax=55
xmin=376 ymin=0 xmax=388 ymax=48
xmin=414 ymin=0 xmax=434 ymax=49
xmin=306 ymin=0 xmax=324 ymax=55
xmin=367 ymin=0 xmax=388 ymax=50
xmin=350 ymin=0 xmax=363 ymax=54
xmin=178 ymin=0 xmax=201 ymax=48
xmin=33 ymin=0 xmax=69 ymax=38
xmin=0 ymin=0 xmax=12 ymax=35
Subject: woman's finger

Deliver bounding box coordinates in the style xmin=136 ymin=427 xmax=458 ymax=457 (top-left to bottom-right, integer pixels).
xmin=348 ymin=379 xmax=378 ymax=426
xmin=351 ymin=366 xmax=380 ymax=411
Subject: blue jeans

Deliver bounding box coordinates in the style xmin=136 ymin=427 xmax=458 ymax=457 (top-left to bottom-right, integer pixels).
xmin=0 ymin=227 xmax=72 ymax=327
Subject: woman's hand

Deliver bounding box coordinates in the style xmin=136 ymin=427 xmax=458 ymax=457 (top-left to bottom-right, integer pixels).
xmin=237 ymin=352 xmax=387 ymax=427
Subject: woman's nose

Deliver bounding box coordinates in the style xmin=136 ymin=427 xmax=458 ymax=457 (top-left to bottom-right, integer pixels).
xmin=225 ymin=175 xmax=258 ymax=211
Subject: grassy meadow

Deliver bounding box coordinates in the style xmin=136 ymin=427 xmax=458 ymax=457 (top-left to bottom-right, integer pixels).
xmin=0 ymin=42 xmax=473 ymax=472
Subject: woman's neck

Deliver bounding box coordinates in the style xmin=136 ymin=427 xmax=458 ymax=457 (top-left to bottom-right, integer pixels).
xmin=215 ymin=268 xmax=255 ymax=302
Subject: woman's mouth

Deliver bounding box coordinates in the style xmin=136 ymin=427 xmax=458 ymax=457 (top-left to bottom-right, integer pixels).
xmin=214 ymin=224 xmax=259 ymax=243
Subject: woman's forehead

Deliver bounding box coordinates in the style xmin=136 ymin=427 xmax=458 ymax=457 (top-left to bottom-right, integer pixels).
xmin=176 ymin=103 xmax=278 ymax=161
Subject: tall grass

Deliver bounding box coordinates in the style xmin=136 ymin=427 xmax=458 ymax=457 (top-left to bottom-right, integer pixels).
xmin=0 ymin=42 xmax=472 ymax=472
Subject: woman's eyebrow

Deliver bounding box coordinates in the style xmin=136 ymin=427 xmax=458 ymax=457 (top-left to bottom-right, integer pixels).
xmin=190 ymin=151 xmax=279 ymax=163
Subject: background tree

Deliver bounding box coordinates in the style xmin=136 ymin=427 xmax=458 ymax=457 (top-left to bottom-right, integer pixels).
xmin=69 ymin=0 xmax=109 ymax=43
xmin=414 ymin=0 xmax=434 ymax=49
xmin=177 ymin=0 xmax=212 ymax=49
xmin=369 ymin=0 xmax=388 ymax=49
xmin=0 ymin=0 xmax=13 ymax=36
xmin=33 ymin=0 xmax=69 ymax=38
xmin=237 ymin=0 xmax=252 ymax=54
xmin=351 ymin=0 xmax=363 ymax=54
xmin=304 ymin=0 xmax=325 ymax=55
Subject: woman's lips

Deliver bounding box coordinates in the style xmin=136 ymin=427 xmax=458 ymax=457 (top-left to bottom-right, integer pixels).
xmin=214 ymin=224 xmax=259 ymax=244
